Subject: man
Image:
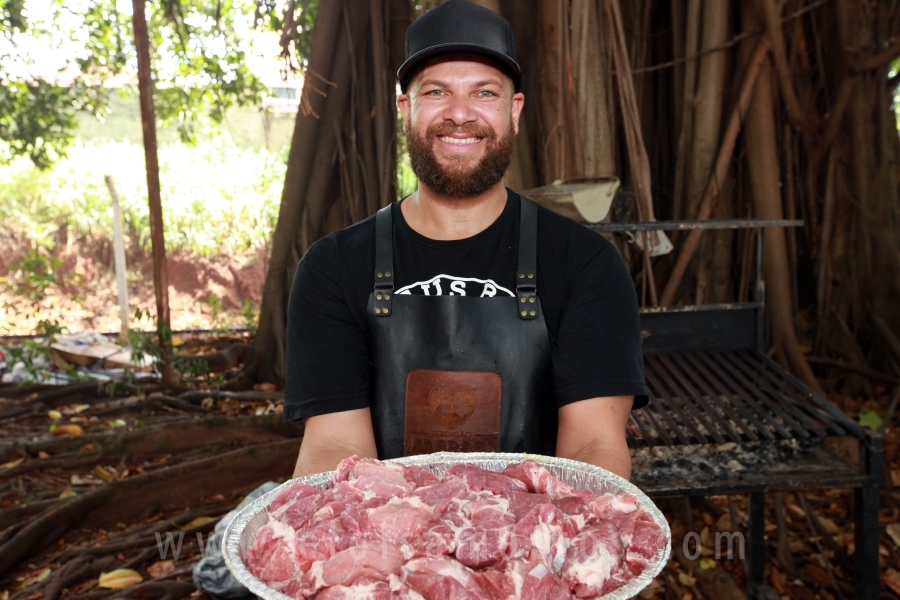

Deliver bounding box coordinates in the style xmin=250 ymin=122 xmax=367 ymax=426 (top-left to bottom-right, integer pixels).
xmin=285 ymin=0 xmax=647 ymax=480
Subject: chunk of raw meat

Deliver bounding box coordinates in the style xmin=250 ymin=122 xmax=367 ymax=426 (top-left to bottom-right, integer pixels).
xmin=447 ymin=463 xmax=528 ymax=495
xmin=409 ymin=521 xmax=459 ymax=558
xmin=561 ymin=520 xmax=623 ymax=597
xmin=273 ymin=492 xmax=329 ymax=530
xmin=402 ymin=557 xmax=490 ymax=600
xmin=403 ymin=464 xmax=442 ymax=488
xmin=366 ymin=497 xmax=436 ymax=545
xmin=503 ymin=461 xmax=592 ymax=500
xmin=321 ymin=541 xmax=404 ymax=587
xmin=314 ymin=581 xmax=394 ymax=600
xmin=245 ymin=521 xmax=304 ymax=590
xmin=269 ymin=482 xmax=320 ymax=512
xmin=507 ymin=551 xmax=571 ymax=600
xmin=349 ymin=461 xmax=414 ymax=500
xmin=412 ymin=479 xmax=469 ymax=513
xmin=503 ymin=490 xmax=551 ymax=519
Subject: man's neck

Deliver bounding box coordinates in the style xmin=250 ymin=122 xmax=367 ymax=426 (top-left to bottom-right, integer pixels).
xmin=400 ymin=182 xmax=508 ymax=241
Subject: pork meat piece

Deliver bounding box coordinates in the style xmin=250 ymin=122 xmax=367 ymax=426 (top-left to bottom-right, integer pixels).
xmin=322 ymin=541 xmax=405 ymax=587
xmin=269 ymin=482 xmax=320 ymax=512
xmin=245 ymin=521 xmax=307 ymax=591
xmin=561 ymin=520 xmax=623 ymax=598
xmin=506 ymin=550 xmax=571 ymax=600
xmin=590 ymin=492 xmax=638 ymax=521
xmin=403 ymin=464 xmax=442 ymax=488
xmin=502 ymin=461 xmax=592 ymax=500
xmin=333 ymin=455 xmax=379 ymax=483
xmin=402 ymin=557 xmax=490 ymax=600
xmin=506 ymin=503 xmax=565 ymax=563
xmin=503 ymin=490 xmax=551 ymax=520
xmin=446 ymin=463 xmax=528 ymax=495
xmin=409 ymin=521 xmax=459 ymax=558
xmin=295 ymin=515 xmax=357 ymax=562
xmin=314 ymin=581 xmax=394 ymax=600
xmin=455 ymin=496 xmax=516 ymax=568
xmin=349 ymin=461 xmax=414 ymax=500
xmin=366 ymin=496 xmax=436 ymax=545
xmin=273 ymin=492 xmax=329 ymax=530
xmin=411 ymin=479 xmax=469 ymax=513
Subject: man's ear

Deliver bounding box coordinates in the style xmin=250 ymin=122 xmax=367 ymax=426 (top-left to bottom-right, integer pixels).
xmin=511 ymin=92 xmax=525 ymax=136
xmin=397 ymin=91 xmax=411 ymax=122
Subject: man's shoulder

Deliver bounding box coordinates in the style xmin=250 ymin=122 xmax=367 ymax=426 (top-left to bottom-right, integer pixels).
xmin=527 ymin=196 xmax=618 ymax=263
xmin=305 ymin=212 xmax=377 ymax=264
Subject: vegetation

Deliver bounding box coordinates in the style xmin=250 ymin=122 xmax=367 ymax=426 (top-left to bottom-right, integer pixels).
xmin=0 ymin=137 xmax=284 ymax=257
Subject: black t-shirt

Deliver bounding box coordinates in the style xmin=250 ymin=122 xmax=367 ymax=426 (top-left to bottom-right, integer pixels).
xmin=284 ymin=190 xmax=648 ymax=422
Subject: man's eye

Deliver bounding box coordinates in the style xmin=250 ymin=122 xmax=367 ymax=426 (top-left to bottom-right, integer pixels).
xmin=478 ymin=90 xmax=497 ymax=97
xmin=426 ymin=90 xmax=444 ymax=96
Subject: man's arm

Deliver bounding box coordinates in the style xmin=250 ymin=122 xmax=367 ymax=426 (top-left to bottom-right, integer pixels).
xmin=292 ymin=408 xmax=378 ymax=478
xmin=556 ymin=396 xmax=633 ymax=480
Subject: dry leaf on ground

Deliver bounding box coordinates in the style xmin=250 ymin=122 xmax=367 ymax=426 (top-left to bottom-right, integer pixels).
xmin=98 ymin=568 xmax=143 ymax=589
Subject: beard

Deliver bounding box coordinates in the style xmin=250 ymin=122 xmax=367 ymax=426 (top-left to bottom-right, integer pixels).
xmin=404 ymin=118 xmax=516 ymax=199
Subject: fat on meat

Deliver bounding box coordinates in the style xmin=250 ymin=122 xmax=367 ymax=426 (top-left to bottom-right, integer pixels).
xmin=402 ymin=557 xmax=493 ymax=600
xmin=561 ymin=520 xmax=623 ymax=597
xmin=503 ymin=461 xmax=593 ymax=500
xmin=446 ymin=463 xmax=528 ymax=495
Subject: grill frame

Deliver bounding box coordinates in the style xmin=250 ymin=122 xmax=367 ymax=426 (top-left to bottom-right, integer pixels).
xmin=587 ymin=218 xmax=883 ymax=600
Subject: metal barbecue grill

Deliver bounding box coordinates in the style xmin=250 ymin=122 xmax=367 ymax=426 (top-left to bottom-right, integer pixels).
xmin=587 ymin=219 xmax=883 ymax=600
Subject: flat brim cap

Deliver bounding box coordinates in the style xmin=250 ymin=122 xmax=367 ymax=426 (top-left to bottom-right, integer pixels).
xmin=398 ymin=0 xmax=521 ymax=92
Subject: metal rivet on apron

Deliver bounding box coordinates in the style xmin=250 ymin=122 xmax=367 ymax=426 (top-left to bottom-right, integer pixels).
xmin=528 ymin=274 xmax=534 ymax=279
xmin=529 ymin=311 xmax=536 ymax=316
xmin=529 ymin=297 xmax=535 ymax=303
xmin=383 ymin=308 xmax=389 ymax=314
xmin=385 ymin=271 xmax=392 ymax=277
xmin=374 ymin=308 xmax=381 ymax=314
xmin=519 ymin=274 xmax=525 ymax=279
xmin=384 ymin=294 xmax=391 ymax=300
xmin=521 ymin=310 xmax=527 ymax=317
xmin=377 ymin=272 xmax=383 ymax=278
xmin=376 ymin=294 xmax=383 ymax=300
xmin=520 ymin=297 xmax=526 ymax=303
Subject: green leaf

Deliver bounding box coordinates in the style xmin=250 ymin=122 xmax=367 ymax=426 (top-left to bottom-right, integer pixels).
xmin=858 ymin=409 xmax=883 ymax=430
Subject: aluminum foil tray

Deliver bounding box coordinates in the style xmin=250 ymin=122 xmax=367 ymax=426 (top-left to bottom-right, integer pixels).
xmin=223 ymin=452 xmax=672 ymax=599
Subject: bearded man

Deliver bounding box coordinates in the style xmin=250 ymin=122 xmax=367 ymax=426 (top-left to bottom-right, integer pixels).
xmin=285 ymin=0 xmax=648 ymax=479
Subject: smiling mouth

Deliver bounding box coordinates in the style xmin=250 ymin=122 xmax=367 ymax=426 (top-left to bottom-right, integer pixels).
xmin=437 ymin=136 xmax=482 ymax=145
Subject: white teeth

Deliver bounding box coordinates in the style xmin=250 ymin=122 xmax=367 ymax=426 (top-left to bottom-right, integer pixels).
xmin=438 ymin=136 xmax=480 ymax=145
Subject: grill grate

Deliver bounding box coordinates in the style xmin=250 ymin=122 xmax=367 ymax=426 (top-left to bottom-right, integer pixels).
xmin=628 ymin=350 xmax=864 ymax=449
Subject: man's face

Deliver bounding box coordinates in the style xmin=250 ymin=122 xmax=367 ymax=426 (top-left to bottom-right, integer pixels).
xmin=398 ymin=55 xmax=524 ymax=199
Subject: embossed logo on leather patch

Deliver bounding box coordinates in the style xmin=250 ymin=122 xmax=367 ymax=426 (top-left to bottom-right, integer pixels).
xmin=429 ymin=385 xmax=476 ymax=429
xmin=405 ymin=370 xmax=501 ymax=456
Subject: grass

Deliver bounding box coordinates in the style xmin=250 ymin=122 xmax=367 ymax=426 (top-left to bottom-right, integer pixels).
xmin=0 ymin=136 xmax=286 ymax=258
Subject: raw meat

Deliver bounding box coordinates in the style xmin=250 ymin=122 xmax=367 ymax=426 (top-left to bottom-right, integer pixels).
xmin=245 ymin=458 xmax=667 ymax=599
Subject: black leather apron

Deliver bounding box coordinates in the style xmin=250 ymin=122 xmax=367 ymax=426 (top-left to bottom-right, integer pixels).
xmin=366 ymin=197 xmax=556 ymax=459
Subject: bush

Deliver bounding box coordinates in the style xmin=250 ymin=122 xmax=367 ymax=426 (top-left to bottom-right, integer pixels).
xmin=0 ymin=136 xmax=285 ymax=258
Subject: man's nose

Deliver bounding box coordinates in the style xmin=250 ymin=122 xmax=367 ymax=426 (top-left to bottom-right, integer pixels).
xmin=441 ymin=94 xmax=478 ymax=125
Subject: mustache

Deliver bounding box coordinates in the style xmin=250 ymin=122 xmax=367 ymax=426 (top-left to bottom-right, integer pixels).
xmin=425 ymin=123 xmax=496 ymax=140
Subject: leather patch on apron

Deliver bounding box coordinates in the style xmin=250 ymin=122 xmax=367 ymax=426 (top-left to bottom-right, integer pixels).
xmin=404 ymin=370 xmax=501 ymax=456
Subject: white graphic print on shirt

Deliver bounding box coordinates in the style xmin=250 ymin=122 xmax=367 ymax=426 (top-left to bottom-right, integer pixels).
xmin=395 ymin=275 xmax=514 ymax=297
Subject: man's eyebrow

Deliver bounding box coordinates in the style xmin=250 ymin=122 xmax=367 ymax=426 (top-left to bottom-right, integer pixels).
xmin=417 ymin=79 xmax=449 ymax=88
xmin=472 ymin=79 xmax=503 ymax=88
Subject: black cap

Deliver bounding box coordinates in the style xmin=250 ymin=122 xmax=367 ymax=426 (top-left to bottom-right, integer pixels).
xmin=398 ymin=0 xmax=521 ymax=93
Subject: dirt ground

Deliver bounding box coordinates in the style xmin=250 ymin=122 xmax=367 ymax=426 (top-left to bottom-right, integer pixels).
xmin=0 ymin=234 xmax=268 ymax=336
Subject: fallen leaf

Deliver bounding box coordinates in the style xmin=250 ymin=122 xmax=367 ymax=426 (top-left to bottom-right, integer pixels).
xmin=817 ymin=516 xmax=840 ymax=535
xmin=70 ymin=474 xmax=101 ymax=486
xmin=93 ymin=466 xmax=117 ymax=481
xmin=770 ymin=568 xmax=788 ymax=594
xmin=200 ymin=397 xmax=214 ymax=409
xmin=98 ymin=569 xmax=143 ymax=589
xmin=254 ymin=382 xmax=277 ymax=392
xmin=79 ymin=443 xmax=96 ymax=454
xmin=1 ymin=457 xmax=24 ymax=469
xmin=75 ymin=404 xmax=91 ymax=413
xmin=147 ymin=560 xmax=175 ymax=578
xmin=858 ymin=409 xmax=883 ymax=430
xmin=37 ymin=451 xmax=49 ymax=459
xmin=182 ymin=516 xmax=218 ymax=529
xmin=58 ymin=488 xmax=76 ymax=499
xmin=800 ymin=562 xmax=829 ymax=583
xmin=47 ymin=410 xmax=62 ymax=421
xmin=699 ymin=558 xmax=717 ymax=570
xmin=887 ymin=523 xmax=900 ymax=547
xmin=53 ymin=424 xmax=84 ymax=436
xmin=678 ymin=572 xmax=696 ymax=587
xmin=886 ymin=569 xmax=900 ymax=595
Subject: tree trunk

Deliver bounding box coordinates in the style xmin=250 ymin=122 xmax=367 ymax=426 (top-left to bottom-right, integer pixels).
xmin=254 ymin=1 xmax=408 ymax=384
